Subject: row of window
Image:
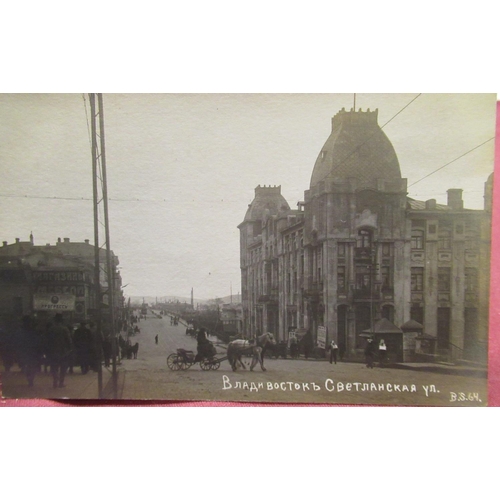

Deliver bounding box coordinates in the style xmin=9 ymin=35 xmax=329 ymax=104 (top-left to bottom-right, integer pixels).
xmin=411 ymin=228 xmax=479 ymax=251
xmin=411 ymin=267 xmax=478 ymax=292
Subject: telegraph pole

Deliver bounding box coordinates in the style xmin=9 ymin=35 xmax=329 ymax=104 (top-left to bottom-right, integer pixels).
xmin=89 ymin=93 xmax=118 ymax=399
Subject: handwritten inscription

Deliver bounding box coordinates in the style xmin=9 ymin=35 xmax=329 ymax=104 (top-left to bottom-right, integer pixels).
xmin=450 ymin=392 xmax=482 ymax=403
xmin=221 ymin=376 xmax=483 ymax=403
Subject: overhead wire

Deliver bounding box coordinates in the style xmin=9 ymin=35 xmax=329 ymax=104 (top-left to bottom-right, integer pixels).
xmin=2 ymin=93 xmax=492 ymax=204
xmin=313 ymin=93 xmax=422 ymax=187
xmin=408 ymin=136 xmax=495 ymax=188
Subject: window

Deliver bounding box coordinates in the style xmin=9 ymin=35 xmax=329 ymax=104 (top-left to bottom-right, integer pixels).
xmin=465 ymin=239 xmax=478 ymax=252
xmin=317 ymin=248 xmax=322 ymax=281
xmin=338 ymin=243 xmax=346 ymax=256
xmin=337 ymin=266 xmax=346 ymax=291
xmin=357 ymin=229 xmax=372 ymax=248
xmin=410 ymin=305 xmax=424 ymax=325
xmin=411 ymin=229 xmax=424 ymax=250
xmin=382 ymin=243 xmax=392 ymax=257
xmin=382 ymin=305 xmax=394 ymax=323
xmin=411 ymin=267 xmax=424 ymax=291
xmin=356 ymin=265 xmax=371 ymax=290
xmin=438 ymin=229 xmax=451 ymax=250
xmin=382 ymin=266 xmax=392 ymax=288
xmin=438 ymin=267 xmax=451 ymax=292
xmin=465 ymin=268 xmax=478 ymax=292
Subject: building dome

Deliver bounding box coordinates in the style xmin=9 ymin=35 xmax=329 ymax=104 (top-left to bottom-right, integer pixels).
xmin=310 ymin=108 xmax=401 ymax=189
xmin=244 ymin=185 xmax=290 ymax=221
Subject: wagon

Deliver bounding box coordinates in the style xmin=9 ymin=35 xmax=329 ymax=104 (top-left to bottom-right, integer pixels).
xmin=166 ymin=347 xmax=227 ymax=371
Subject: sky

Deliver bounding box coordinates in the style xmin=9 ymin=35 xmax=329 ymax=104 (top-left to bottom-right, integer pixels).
xmin=0 ymin=93 xmax=496 ymax=300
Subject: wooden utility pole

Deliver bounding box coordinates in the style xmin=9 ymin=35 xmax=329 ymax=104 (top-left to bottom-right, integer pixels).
xmin=89 ymin=93 xmax=118 ymax=399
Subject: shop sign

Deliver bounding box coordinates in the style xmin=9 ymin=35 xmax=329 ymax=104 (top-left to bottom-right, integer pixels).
xmin=33 ymin=293 xmax=76 ymax=311
xmin=317 ymin=326 xmax=327 ymax=348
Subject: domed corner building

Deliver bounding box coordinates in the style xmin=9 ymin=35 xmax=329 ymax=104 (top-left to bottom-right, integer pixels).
xmin=238 ymin=108 xmax=492 ymax=364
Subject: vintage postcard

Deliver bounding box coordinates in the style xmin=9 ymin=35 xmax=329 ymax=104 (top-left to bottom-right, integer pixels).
xmin=0 ymin=93 xmax=496 ymax=406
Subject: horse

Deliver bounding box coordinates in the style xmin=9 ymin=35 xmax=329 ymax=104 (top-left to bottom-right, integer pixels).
xmin=130 ymin=342 xmax=139 ymax=359
xmin=227 ymin=332 xmax=275 ymax=372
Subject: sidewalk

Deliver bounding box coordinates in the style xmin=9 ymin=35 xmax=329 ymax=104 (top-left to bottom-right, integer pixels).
xmin=1 ymin=364 xmax=114 ymax=401
xmin=390 ymin=361 xmax=487 ymax=378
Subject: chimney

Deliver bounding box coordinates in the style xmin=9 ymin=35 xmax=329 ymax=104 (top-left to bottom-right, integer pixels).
xmin=64 ymin=238 xmax=70 ymax=243
xmin=15 ymin=238 xmax=20 ymax=243
xmin=425 ymin=199 xmax=437 ymax=210
xmin=85 ymin=239 xmax=90 ymax=244
xmin=2 ymin=241 xmax=7 ymax=246
xmin=447 ymin=189 xmax=463 ymax=210
xmin=57 ymin=237 xmax=61 ymax=243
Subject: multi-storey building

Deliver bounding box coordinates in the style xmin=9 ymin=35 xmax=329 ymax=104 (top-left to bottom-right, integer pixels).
xmin=239 ymin=108 xmax=492 ymax=363
xmin=0 ymin=235 xmax=123 ymax=327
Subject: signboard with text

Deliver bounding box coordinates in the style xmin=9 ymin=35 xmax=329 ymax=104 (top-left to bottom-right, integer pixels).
xmin=317 ymin=326 xmax=326 ymax=348
xmin=33 ymin=293 xmax=76 ymax=311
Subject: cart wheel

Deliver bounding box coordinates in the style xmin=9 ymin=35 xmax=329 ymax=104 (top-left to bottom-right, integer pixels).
xmin=200 ymin=359 xmax=211 ymax=371
xmin=210 ymin=360 xmax=220 ymax=370
xmin=167 ymin=353 xmax=182 ymax=370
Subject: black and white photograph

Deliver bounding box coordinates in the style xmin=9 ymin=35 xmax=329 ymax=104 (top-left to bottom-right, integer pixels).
xmin=0 ymin=93 xmax=496 ymax=405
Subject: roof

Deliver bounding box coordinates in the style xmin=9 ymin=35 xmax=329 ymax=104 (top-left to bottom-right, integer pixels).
xmin=406 ymin=199 xmax=450 ymax=211
xmin=400 ymin=319 xmax=424 ymax=331
xmin=362 ymin=318 xmax=403 ymax=334
xmin=310 ymin=108 xmax=401 ymax=189
xmin=243 ymin=185 xmax=290 ymax=222
xmin=407 ymin=198 xmax=480 ymax=213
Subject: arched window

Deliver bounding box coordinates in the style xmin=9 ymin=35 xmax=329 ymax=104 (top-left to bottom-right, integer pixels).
xmin=357 ymin=229 xmax=372 ymax=248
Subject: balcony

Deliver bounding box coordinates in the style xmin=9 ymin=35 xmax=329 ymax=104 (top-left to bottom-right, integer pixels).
xmin=354 ymin=247 xmax=375 ymax=261
xmin=353 ymin=288 xmax=373 ymax=300
xmin=258 ymin=293 xmax=278 ymax=304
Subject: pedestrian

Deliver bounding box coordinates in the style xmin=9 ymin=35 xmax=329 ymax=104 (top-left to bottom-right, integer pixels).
xmin=303 ymin=330 xmax=313 ymax=359
xmin=364 ymin=338 xmax=375 ymax=369
xmin=329 ymin=339 xmax=339 ymax=364
xmin=73 ymin=321 xmax=92 ymax=374
xmin=102 ymin=336 xmax=112 ymax=367
xmin=46 ymin=313 xmax=73 ymax=388
xmin=16 ymin=315 xmax=42 ymax=387
xmin=88 ymin=321 xmax=103 ymax=372
xmin=155 ymin=334 xmax=158 ymax=345
xmin=378 ymin=339 xmax=387 ymax=367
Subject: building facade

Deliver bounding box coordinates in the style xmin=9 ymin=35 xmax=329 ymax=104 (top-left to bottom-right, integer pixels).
xmin=0 ymin=235 xmax=123 ymax=328
xmin=239 ymin=108 xmax=491 ymax=363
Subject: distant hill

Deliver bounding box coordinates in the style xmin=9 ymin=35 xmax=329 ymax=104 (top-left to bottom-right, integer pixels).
xmin=127 ymin=294 xmax=241 ymax=307
xmin=128 ymin=296 xmax=204 ymax=306
xmin=218 ymin=294 xmax=242 ymax=304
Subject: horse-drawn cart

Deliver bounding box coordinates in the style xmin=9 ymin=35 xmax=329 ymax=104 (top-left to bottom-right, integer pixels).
xmin=167 ymin=332 xmax=276 ymax=372
xmin=166 ymin=348 xmax=226 ymax=371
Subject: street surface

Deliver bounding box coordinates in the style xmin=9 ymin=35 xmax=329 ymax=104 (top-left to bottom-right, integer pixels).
xmin=0 ymin=309 xmax=488 ymax=406
xmin=115 ymin=310 xmax=488 ymax=406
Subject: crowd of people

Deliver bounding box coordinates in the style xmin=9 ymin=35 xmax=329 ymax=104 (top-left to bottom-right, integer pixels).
xmin=0 ymin=313 xmax=109 ymax=389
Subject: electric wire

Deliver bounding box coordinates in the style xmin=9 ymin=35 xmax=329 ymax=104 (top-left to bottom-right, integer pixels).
xmin=408 ymin=136 xmax=495 ymax=188
xmin=313 ymin=93 xmax=422 ymax=186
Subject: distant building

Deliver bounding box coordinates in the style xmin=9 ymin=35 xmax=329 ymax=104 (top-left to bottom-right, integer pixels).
xmin=0 ymin=236 xmax=123 ymax=327
xmin=239 ymin=108 xmax=491 ymax=363
xmin=220 ymin=302 xmax=243 ymax=337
